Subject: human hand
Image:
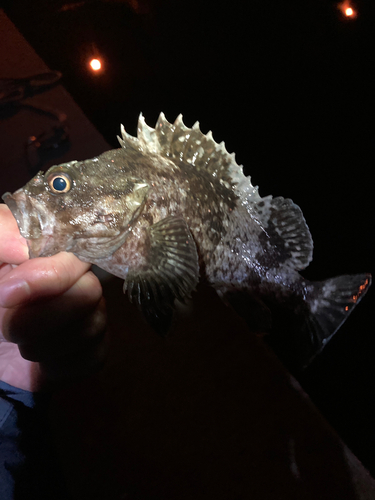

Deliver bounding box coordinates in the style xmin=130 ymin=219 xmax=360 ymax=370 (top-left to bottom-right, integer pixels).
xmin=0 ymin=204 xmax=108 ymax=391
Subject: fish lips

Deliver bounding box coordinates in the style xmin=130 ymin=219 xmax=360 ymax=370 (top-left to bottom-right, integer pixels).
xmin=2 ymin=190 xmax=52 ymax=258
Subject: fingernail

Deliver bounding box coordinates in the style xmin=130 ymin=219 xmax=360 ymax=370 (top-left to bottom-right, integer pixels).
xmin=0 ymin=279 xmax=30 ymax=308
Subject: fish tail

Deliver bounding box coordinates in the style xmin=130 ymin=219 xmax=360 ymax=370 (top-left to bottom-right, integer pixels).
xmin=303 ymin=273 xmax=371 ymax=365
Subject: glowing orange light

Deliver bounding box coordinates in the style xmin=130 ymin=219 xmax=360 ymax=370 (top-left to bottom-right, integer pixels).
xmin=338 ymin=1 xmax=357 ymax=19
xmin=89 ymin=58 xmax=102 ymax=71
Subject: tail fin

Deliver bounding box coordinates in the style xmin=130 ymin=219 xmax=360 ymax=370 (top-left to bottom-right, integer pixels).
xmin=303 ymin=273 xmax=371 ymax=365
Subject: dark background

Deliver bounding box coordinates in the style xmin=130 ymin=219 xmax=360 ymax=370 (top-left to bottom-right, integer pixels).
xmin=3 ymin=0 xmax=375 ymax=475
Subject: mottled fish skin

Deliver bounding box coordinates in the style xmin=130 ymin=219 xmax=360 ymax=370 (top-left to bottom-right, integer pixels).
xmin=2 ymin=113 xmax=371 ymax=364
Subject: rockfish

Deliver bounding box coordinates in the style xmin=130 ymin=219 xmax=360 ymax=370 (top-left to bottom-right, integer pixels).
xmin=2 ymin=113 xmax=371 ymax=365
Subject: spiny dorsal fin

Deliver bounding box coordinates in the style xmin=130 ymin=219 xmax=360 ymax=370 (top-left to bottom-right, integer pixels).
xmin=117 ymin=113 xmax=263 ymax=204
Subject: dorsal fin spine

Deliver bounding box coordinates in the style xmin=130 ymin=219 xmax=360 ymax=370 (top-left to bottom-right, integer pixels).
xmin=117 ymin=113 xmax=263 ymax=204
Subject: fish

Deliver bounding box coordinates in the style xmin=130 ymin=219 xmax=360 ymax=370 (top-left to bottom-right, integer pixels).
xmin=2 ymin=113 xmax=371 ymax=365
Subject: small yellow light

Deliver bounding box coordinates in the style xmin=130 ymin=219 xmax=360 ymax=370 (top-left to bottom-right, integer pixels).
xmin=90 ymin=58 xmax=102 ymax=71
xmin=345 ymin=7 xmax=354 ymax=16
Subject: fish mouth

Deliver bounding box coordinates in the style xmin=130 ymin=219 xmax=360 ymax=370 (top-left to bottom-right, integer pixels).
xmin=2 ymin=190 xmax=51 ymax=258
xmin=2 ymin=191 xmax=25 ymax=228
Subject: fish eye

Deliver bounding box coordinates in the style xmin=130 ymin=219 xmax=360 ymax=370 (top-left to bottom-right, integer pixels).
xmin=47 ymin=173 xmax=72 ymax=194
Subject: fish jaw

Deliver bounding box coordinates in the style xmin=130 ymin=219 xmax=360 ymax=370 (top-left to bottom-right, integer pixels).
xmin=2 ymin=189 xmax=63 ymax=258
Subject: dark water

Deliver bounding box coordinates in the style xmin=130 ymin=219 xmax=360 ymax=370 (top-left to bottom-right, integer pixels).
xmin=3 ymin=0 xmax=375 ymax=476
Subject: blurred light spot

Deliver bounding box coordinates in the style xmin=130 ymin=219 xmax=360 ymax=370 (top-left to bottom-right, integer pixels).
xmin=338 ymin=1 xmax=357 ymax=19
xmin=90 ymin=58 xmax=102 ymax=71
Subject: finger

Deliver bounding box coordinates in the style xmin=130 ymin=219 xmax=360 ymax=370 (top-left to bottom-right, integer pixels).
xmin=0 ymin=204 xmax=29 ymax=265
xmin=18 ymin=297 xmax=108 ymax=364
xmin=0 ymin=297 xmax=108 ymax=389
xmin=0 ymin=251 xmax=91 ymax=308
xmin=1 ymin=270 xmax=104 ymax=346
xmin=0 ymin=263 xmax=16 ymax=281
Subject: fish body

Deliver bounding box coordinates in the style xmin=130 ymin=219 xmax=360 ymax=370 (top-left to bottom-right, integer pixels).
xmin=2 ymin=113 xmax=371 ymax=364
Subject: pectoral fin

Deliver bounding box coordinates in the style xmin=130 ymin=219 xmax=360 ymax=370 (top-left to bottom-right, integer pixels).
xmin=123 ymin=216 xmax=199 ymax=334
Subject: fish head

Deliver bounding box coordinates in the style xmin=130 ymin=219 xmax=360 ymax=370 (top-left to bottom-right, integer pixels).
xmin=2 ymin=157 xmax=149 ymax=260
